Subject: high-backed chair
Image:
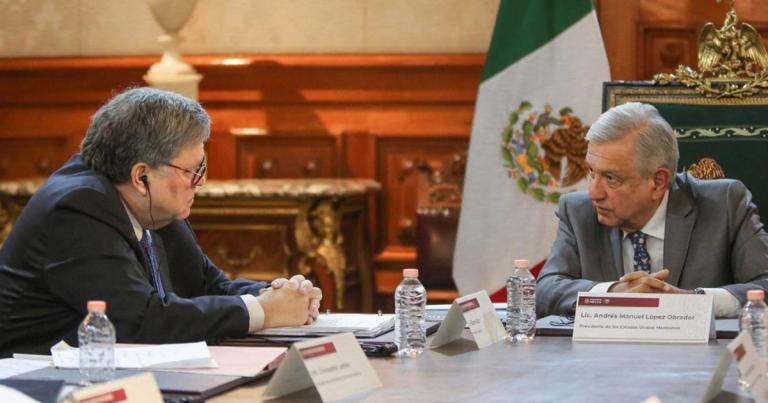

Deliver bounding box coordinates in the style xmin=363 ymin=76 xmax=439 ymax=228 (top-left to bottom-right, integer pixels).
xmin=413 ymin=153 xmax=466 ymax=303
xmin=604 ymin=81 xmax=768 ymax=208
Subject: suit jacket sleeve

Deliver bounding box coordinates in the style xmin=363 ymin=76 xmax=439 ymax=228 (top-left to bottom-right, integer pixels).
xmin=42 ymin=189 xmax=259 ymax=344
xmin=721 ymin=181 xmax=768 ymax=304
xmin=535 ymin=194 xmax=601 ymax=317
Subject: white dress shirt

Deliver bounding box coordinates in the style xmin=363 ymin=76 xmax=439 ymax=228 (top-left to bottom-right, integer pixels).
xmin=121 ymin=200 xmax=265 ymax=331
xmin=589 ymin=190 xmax=741 ymax=318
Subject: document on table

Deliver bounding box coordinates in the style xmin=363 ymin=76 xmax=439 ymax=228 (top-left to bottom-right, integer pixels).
xmin=0 ymin=359 xmax=51 ymax=379
xmin=153 ymin=345 xmax=286 ymax=377
xmin=0 ymin=384 xmax=39 ymax=403
xmin=252 ymin=314 xmax=395 ymax=338
xmin=426 ymin=303 xmax=507 ymax=323
xmin=50 ymin=341 xmax=216 ymax=369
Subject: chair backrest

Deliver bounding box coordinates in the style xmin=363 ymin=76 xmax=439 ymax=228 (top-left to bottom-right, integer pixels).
xmin=604 ymin=82 xmax=768 ymax=213
xmin=413 ymin=153 xmax=466 ymax=289
xmin=416 ymin=208 xmax=459 ymax=289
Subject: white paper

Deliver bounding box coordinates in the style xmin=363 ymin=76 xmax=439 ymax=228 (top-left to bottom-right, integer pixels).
xmin=700 ymin=350 xmax=733 ymax=402
xmin=728 ymin=332 xmax=768 ymax=403
xmin=429 ymin=301 xmax=467 ymax=349
xmin=51 ymin=341 xmax=216 ymax=369
xmin=263 ymin=332 xmax=381 ymax=401
xmin=0 ymin=385 xmax=39 ymax=403
xmin=254 ymin=314 xmax=394 ymax=337
xmin=153 ymin=345 xmax=285 ymax=377
xmin=0 ymin=358 xmax=51 ymax=379
xmin=429 ymin=290 xmax=506 ymax=349
xmin=573 ymin=292 xmax=713 ymax=343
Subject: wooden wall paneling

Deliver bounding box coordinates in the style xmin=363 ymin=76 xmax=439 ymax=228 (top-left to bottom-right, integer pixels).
xmin=595 ymin=0 xmax=641 ymax=80
xmin=374 ymin=135 xmax=469 ymax=262
xmin=234 ymin=132 xmax=340 ymax=179
xmin=638 ymin=26 xmax=698 ymax=80
xmin=0 ymin=57 xmax=148 ymax=106
xmin=0 ymin=137 xmax=70 ymax=179
xmin=341 ymin=131 xmax=380 ymax=256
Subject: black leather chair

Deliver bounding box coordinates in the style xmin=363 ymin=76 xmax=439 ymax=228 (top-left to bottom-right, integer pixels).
xmin=412 ymin=154 xmax=466 ymax=303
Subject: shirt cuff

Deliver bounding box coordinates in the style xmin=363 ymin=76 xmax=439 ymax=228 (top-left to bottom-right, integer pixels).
xmin=590 ymin=282 xmax=615 ymax=293
xmin=700 ymin=288 xmax=741 ymax=318
xmin=240 ymin=294 xmax=265 ymax=332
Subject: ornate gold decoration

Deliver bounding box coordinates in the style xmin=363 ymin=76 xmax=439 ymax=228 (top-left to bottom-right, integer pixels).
xmin=688 ymin=158 xmax=726 ymax=180
xmin=295 ymin=199 xmax=346 ymax=309
xmin=654 ymin=0 xmax=768 ymax=98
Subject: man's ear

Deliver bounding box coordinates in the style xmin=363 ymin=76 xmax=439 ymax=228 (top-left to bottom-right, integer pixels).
xmin=130 ymin=163 xmax=151 ymax=196
xmin=652 ymin=168 xmax=673 ymax=199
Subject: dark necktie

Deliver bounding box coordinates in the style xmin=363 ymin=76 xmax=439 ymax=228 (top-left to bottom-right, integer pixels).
xmin=628 ymin=231 xmax=651 ymax=272
xmin=140 ymin=229 xmax=166 ymax=300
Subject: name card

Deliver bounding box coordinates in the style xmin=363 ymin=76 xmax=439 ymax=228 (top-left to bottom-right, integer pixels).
xmin=263 ymin=332 xmax=381 ymax=401
xmin=572 ymin=292 xmax=713 ymax=343
xmin=727 ymin=332 xmax=768 ymax=401
xmin=70 ymin=372 xmax=163 ymax=403
xmin=429 ymin=290 xmax=506 ymax=349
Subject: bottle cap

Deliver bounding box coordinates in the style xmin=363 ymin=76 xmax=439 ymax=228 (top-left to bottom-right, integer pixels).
xmin=403 ymin=268 xmax=419 ymax=277
xmin=87 ymin=300 xmax=106 ymax=313
xmin=747 ymin=290 xmax=765 ymax=300
xmin=514 ymin=259 xmax=529 ymax=268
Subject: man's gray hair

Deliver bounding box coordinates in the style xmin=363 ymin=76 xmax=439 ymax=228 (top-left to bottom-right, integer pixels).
xmin=585 ymin=102 xmax=679 ymax=177
xmin=80 ymin=87 xmax=210 ymax=183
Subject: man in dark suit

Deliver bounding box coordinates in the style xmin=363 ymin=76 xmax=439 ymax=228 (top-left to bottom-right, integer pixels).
xmin=0 ymin=88 xmax=322 ymax=357
xmin=536 ymin=102 xmax=768 ymax=318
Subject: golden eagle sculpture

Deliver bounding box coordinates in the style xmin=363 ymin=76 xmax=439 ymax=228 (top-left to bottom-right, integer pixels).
xmin=655 ymin=0 xmax=768 ymax=98
xmin=698 ymin=7 xmax=768 ymax=78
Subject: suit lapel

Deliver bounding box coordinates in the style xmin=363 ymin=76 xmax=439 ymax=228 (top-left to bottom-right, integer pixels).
xmin=663 ymin=175 xmax=696 ymax=286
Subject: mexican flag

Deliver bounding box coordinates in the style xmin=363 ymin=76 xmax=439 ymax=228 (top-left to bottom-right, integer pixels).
xmin=453 ymin=0 xmax=610 ymax=296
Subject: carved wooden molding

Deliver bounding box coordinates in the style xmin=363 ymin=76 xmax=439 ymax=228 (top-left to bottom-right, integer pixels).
xmin=0 ymin=54 xmax=484 ymax=106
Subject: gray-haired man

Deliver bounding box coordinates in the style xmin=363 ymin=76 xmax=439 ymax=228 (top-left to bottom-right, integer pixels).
xmin=536 ymin=102 xmax=768 ymax=318
xmin=0 ymin=87 xmax=321 ymax=357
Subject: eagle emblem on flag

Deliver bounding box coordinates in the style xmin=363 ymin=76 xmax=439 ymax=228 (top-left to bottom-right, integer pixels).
xmin=501 ymin=101 xmax=589 ymax=203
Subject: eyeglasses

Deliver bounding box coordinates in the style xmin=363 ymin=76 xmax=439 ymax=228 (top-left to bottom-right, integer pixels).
xmin=165 ymin=156 xmax=207 ymax=187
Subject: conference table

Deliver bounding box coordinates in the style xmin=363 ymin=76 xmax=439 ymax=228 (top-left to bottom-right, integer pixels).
xmin=213 ymin=333 xmax=753 ymax=402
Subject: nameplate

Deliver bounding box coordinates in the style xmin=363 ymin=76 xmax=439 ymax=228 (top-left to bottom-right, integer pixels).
xmin=727 ymin=331 xmax=768 ymax=401
xmin=70 ymin=372 xmax=162 ymax=403
xmin=572 ymin=292 xmax=713 ymax=343
xmin=429 ymin=290 xmax=506 ymax=349
xmin=263 ymin=332 xmax=381 ymax=401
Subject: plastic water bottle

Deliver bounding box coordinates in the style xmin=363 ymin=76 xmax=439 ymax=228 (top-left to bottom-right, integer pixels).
xmin=739 ymin=289 xmax=768 ymax=387
xmin=78 ymin=300 xmax=116 ymax=384
xmin=394 ymin=268 xmax=427 ymax=356
xmin=506 ymin=259 xmax=536 ymax=342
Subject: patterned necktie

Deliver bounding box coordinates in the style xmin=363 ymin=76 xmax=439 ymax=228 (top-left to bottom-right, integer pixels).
xmin=140 ymin=230 xmax=166 ymax=300
xmin=627 ymin=231 xmax=651 ymax=272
